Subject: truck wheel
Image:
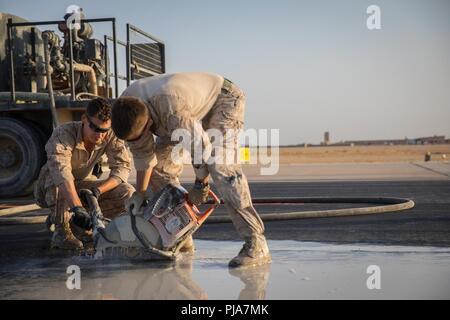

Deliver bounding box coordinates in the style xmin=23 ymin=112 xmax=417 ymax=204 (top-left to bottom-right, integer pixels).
xmin=0 ymin=118 xmax=46 ymax=197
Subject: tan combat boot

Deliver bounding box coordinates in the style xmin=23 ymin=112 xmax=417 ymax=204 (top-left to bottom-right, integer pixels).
xmin=229 ymin=235 xmax=271 ymax=268
xmin=51 ymin=219 xmax=83 ymax=250
xmin=179 ymin=235 xmax=195 ymax=254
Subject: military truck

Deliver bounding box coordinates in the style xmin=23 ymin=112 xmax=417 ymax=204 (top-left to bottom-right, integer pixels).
xmin=0 ymin=10 xmax=166 ymax=197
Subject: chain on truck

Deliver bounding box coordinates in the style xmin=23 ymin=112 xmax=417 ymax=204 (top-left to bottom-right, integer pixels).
xmin=0 ymin=10 xmax=165 ymax=197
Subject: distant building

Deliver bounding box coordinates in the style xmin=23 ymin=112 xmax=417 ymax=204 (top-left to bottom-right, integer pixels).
xmin=329 ymin=135 xmax=447 ymax=147
xmin=415 ymin=135 xmax=446 ymax=145
xmin=281 ymin=135 xmax=448 ymax=148
xmin=323 ymin=132 xmax=330 ymax=145
xmin=335 ymin=139 xmax=406 ymax=146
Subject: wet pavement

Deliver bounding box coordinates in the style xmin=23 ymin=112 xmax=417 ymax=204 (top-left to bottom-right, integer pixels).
xmin=0 ymin=239 xmax=449 ymax=299
xmin=1 ymin=163 xmax=449 ymax=299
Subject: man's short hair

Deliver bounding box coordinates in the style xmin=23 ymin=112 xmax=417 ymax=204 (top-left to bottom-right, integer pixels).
xmin=111 ymin=96 xmax=149 ymax=140
xmin=86 ymin=97 xmax=111 ymax=122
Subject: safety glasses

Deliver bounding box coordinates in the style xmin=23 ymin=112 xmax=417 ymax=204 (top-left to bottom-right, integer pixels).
xmin=87 ymin=116 xmax=110 ymax=133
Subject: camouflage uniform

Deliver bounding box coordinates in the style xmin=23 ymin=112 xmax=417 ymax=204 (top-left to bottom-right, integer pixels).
xmin=122 ymin=73 xmax=265 ymax=241
xmin=34 ymin=122 xmax=134 ymax=233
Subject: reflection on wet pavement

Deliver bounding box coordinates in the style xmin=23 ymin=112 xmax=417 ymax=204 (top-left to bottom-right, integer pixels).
xmin=0 ymin=240 xmax=449 ymax=299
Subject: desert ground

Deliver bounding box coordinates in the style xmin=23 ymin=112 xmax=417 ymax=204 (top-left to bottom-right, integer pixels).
xmin=258 ymin=144 xmax=450 ymax=164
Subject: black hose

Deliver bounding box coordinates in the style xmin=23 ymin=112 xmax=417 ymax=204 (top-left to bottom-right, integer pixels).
xmin=0 ymin=197 xmax=414 ymax=225
xmin=205 ymin=197 xmax=415 ymax=223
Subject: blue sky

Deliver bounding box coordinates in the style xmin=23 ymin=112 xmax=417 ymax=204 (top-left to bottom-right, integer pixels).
xmin=1 ymin=0 xmax=449 ymax=144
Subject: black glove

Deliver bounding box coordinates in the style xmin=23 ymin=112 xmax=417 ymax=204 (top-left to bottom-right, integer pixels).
xmin=90 ymin=186 xmax=101 ymax=199
xmin=70 ymin=206 xmax=92 ymax=230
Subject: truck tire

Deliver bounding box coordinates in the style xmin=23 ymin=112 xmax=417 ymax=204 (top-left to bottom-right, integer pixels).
xmin=0 ymin=118 xmax=46 ymax=197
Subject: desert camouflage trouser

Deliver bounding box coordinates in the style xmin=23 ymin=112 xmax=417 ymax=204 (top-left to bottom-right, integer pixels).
xmin=150 ymin=82 xmax=265 ymax=239
xmin=34 ymin=173 xmax=134 ymax=225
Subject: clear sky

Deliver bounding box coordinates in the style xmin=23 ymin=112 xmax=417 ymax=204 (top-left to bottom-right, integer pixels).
xmin=1 ymin=0 xmax=449 ymax=144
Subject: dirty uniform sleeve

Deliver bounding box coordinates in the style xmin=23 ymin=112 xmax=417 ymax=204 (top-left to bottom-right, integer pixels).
xmin=45 ymin=126 xmax=75 ymax=186
xmin=125 ymin=129 xmax=158 ymax=171
xmin=162 ymin=95 xmax=212 ymax=180
xmin=105 ymin=135 xmax=132 ymax=182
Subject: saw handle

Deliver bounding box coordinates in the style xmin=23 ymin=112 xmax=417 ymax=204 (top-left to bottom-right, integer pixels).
xmin=195 ymin=190 xmax=220 ymax=225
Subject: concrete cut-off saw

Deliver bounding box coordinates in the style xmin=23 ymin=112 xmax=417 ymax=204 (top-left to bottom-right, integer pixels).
xmin=79 ymin=184 xmax=220 ymax=261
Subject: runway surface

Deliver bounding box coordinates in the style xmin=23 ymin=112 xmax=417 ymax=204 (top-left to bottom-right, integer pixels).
xmin=0 ymin=162 xmax=449 ymax=299
xmin=1 ymin=240 xmax=449 ymax=299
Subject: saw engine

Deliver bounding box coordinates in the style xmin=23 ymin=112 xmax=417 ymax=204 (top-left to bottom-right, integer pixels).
xmin=80 ymin=184 xmax=220 ymax=261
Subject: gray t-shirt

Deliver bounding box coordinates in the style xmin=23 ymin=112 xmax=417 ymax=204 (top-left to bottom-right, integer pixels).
xmin=121 ymin=72 xmax=224 ymax=171
xmin=122 ymin=72 xmax=223 ymax=120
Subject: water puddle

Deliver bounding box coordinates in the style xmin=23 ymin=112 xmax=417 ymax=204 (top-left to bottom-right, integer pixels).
xmin=0 ymin=240 xmax=449 ymax=299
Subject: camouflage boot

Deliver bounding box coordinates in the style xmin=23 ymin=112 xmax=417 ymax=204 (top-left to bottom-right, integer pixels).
xmin=179 ymin=235 xmax=195 ymax=254
xmin=229 ymin=235 xmax=271 ymax=268
xmin=51 ymin=219 xmax=83 ymax=250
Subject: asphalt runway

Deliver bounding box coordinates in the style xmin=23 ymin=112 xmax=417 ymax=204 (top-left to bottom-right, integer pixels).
xmin=1 ymin=179 xmax=450 ymax=262
xmin=1 ymin=163 xmax=449 ymax=299
xmin=1 ymin=161 xmax=450 ymax=260
xmin=198 ymin=179 xmax=450 ymax=246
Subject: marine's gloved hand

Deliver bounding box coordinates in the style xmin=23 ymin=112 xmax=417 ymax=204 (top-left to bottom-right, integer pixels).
xmin=188 ymin=180 xmax=210 ymax=205
xmin=70 ymin=206 xmax=92 ymax=230
xmin=90 ymin=186 xmax=101 ymax=199
xmin=125 ymin=191 xmax=147 ymax=216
